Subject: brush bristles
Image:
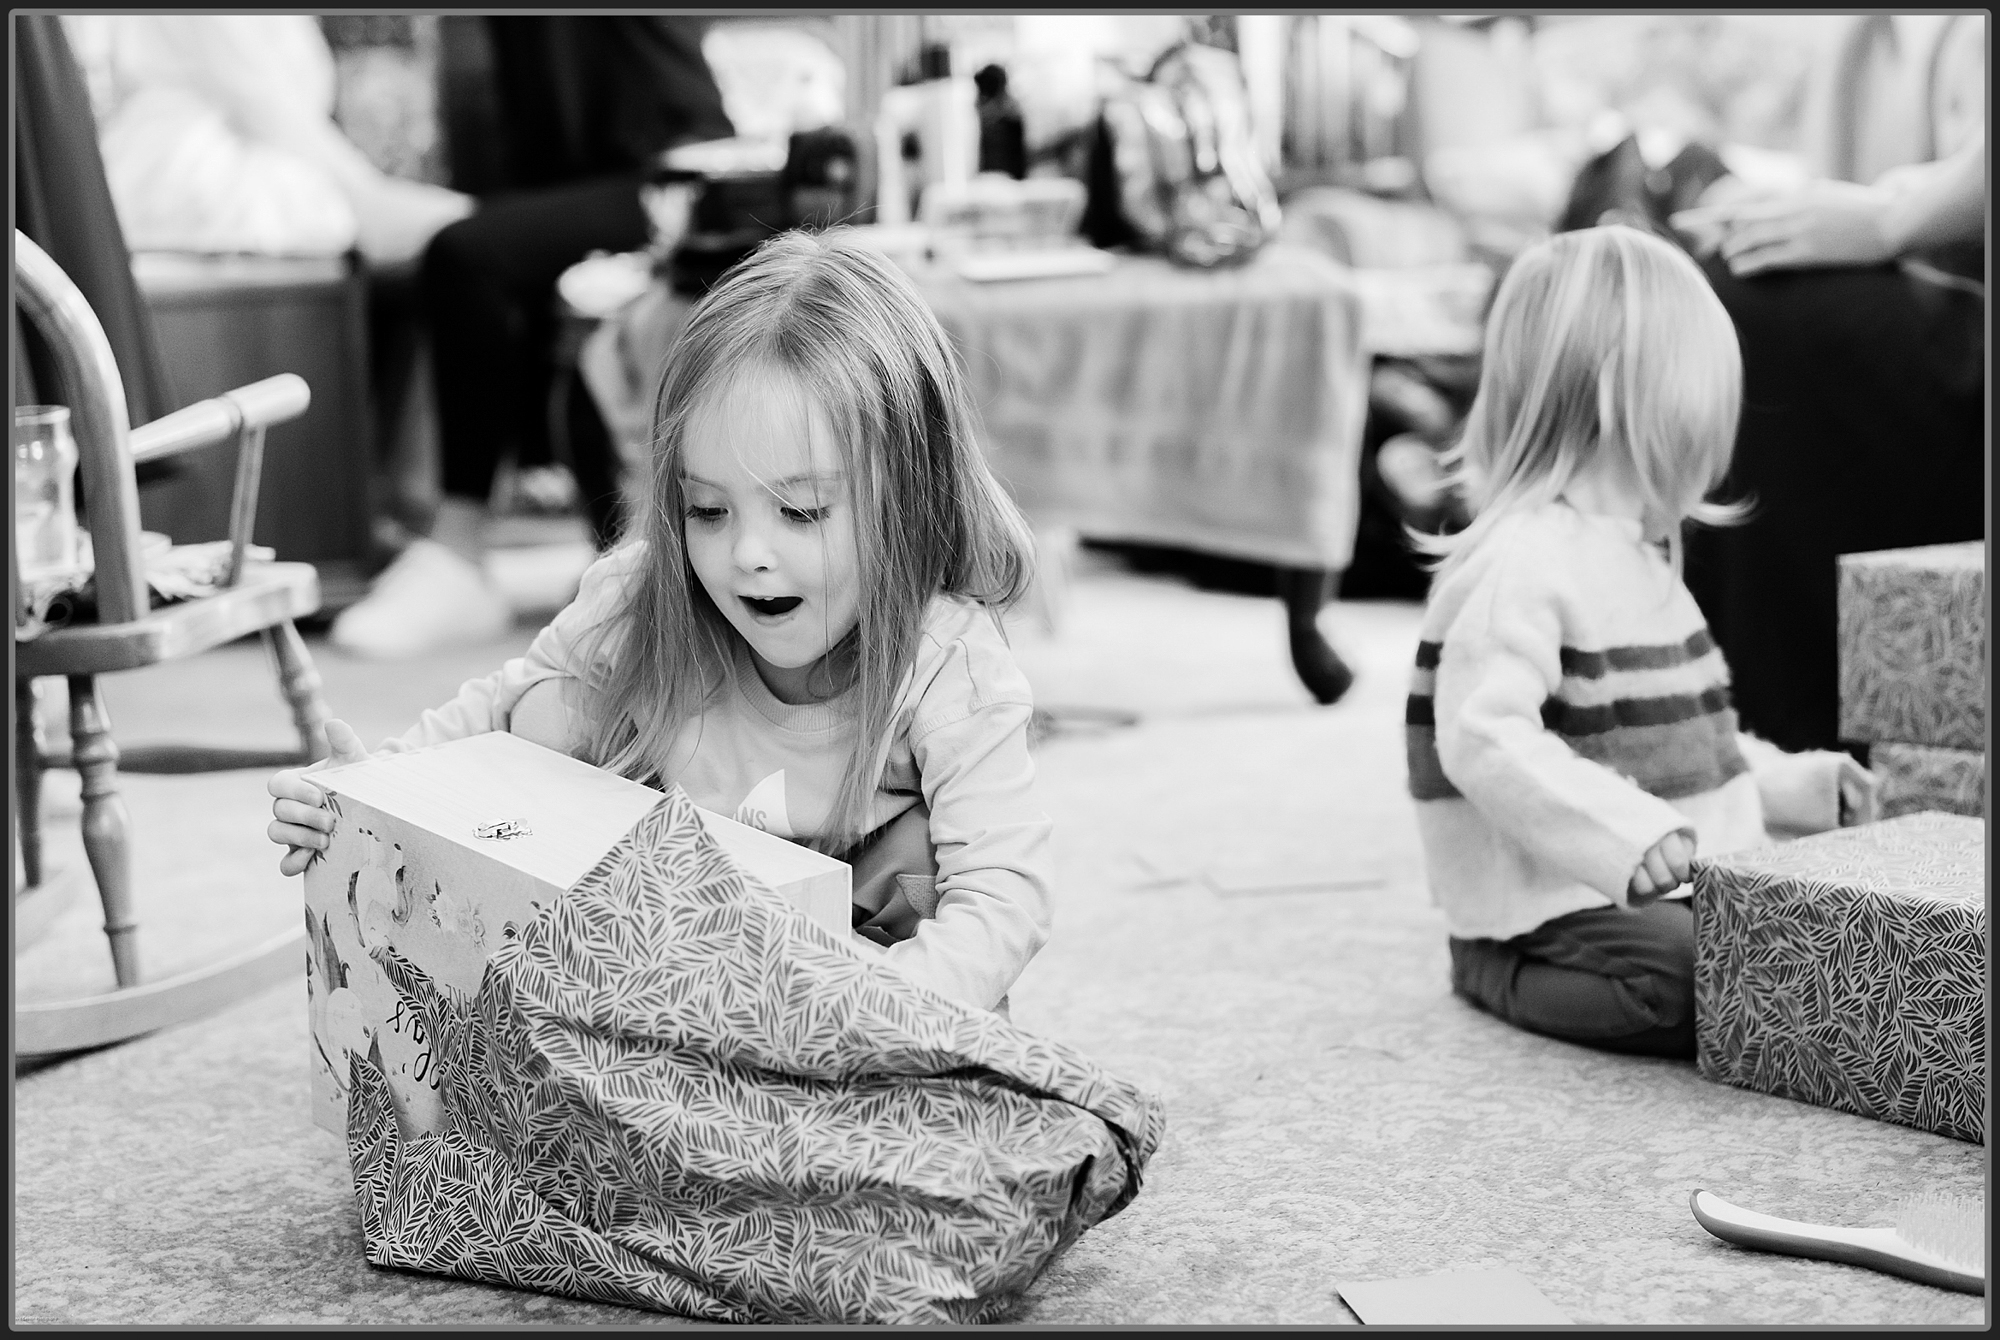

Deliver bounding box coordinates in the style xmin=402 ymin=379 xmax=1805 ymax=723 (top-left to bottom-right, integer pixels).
xmin=1895 ymin=1193 xmax=1986 ymax=1271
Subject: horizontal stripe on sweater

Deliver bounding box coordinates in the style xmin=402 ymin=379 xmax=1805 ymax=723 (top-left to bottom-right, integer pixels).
xmin=1556 ymin=648 xmax=1732 ymax=708
xmin=1414 ymin=632 xmax=1725 ymax=682
xmin=1406 ymin=708 xmax=1749 ymax=802
xmin=1539 ymin=685 xmax=1734 ymax=736
xmin=1405 ymin=687 xmax=1737 ymax=733
xmin=1559 ymin=628 xmax=1716 ymax=677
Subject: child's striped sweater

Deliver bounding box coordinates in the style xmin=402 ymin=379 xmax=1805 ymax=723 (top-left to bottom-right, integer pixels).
xmin=1407 ymin=502 xmax=1779 ymax=941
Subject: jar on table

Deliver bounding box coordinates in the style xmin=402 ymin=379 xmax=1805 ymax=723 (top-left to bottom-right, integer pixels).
xmin=14 ymin=404 xmax=81 ymax=579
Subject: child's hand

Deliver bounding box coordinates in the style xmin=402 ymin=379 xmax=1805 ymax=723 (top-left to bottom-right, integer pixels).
xmin=1835 ymin=754 xmax=1880 ymax=827
xmin=1628 ymin=829 xmax=1696 ymax=904
xmin=1757 ymin=747 xmax=1880 ymax=834
xmin=267 ymin=719 xmax=370 ymax=877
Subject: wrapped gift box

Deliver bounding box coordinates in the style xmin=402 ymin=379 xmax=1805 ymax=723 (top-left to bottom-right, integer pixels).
xmin=1873 ymin=741 xmax=1986 ymax=819
xmin=1693 ymin=812 xmax=1985 ymax=1143
xmin=1837 ymin=541 xmax=1985 ymax=751
xmin=302 ymin=730 xmax=850 ymax=1137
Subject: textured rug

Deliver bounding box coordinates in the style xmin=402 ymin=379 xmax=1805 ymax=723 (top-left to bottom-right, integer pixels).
xmin=12 ymin=552 xmax=1988 ymax=1326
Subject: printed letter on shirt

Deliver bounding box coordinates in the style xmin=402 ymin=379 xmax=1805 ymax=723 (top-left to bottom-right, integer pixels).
xmin=735 ymin=770 xmax=794 ymax=837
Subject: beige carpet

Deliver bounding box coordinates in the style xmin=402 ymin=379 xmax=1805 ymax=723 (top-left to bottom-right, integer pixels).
xmin=12 ymin=547 xmax=1987 ymax=1326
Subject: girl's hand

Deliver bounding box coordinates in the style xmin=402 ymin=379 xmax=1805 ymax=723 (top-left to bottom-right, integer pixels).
xmin=1756 ymin=747 xmax=1880 ymax=834
xmin=1835 ymin=754 xmax=1881 ymax=828
xmin=1670 ymin=180 xmax=1897 ymax=277
xmin=1628 ymin=829 xmax=1696 ymax=904
xmin=267 ymin=719 xmax=370 ymax=877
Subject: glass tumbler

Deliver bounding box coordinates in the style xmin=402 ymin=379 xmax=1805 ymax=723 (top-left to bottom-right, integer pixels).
xmin=14 ymin=404 xmax=81 ymax=579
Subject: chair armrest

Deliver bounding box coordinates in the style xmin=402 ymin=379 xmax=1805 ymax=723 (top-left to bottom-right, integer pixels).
xmin=127 ymin=373 xmax=312 ymax=587
xmin=128 ymin=374 xmax=312 ymax=465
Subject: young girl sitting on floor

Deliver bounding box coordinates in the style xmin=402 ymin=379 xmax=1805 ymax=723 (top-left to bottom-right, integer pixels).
xmin=269 ymin=230 xmax=1050 ymax=1013
xmin=1406 ymin=225 xmax=1878 ymax=1059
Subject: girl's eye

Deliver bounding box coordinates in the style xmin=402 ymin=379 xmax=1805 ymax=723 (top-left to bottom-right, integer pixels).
xmin=685 ymin=505 xmax=726 ymax=524
xmin=781 ymin=505 xmax=830 ymax=525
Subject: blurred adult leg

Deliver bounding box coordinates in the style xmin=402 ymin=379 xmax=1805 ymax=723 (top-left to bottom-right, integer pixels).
xmin=1685 ymin=257 xmax=1984 ymax=753
xmin=331 ymin=173 xmax=649 ymax=659
xmin=423 ymin=171 xmax=651 ymax=515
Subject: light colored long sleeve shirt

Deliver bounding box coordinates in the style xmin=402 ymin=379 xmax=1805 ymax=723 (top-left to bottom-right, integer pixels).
xmin=381 ymin=542 xmax=1053 ymax=1011
xmin=1407 ymin=502 xmax=1821 ymax=942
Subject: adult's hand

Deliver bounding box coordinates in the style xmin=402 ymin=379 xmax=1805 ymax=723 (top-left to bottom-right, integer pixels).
xmin=1671 ymin=179 xmax=1897 ymax=278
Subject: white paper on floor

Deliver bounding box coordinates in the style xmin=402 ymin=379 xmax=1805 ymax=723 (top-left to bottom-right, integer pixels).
xmin=1115 ymin=850 xmax=1386 ymax=896
xmin=1337 ymin=1266 xmax=1572 ymax=1325
xmin=1201 ymin=857 xmax=1386 ymax=897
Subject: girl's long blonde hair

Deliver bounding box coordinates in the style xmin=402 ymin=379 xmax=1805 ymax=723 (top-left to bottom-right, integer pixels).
xmin=1421 ymin=224 xmax=1748 ymax=581
xmin=573 ymin=229 xmax=1035 ymax=855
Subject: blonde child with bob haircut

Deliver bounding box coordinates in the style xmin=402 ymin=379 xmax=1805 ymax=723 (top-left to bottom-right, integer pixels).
xmin=1406 ymin=225 xmax=1876 ymax=1058
xmin=269 ymin=230 xmax=1051 ymax=1013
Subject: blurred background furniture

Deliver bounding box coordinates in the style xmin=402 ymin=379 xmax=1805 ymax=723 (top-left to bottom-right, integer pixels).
xmin=1816 ymin=13 xmax=1985 ymax=186
xmin=14 ymin=232 xmax=327 ymax=1060
xmin=911 ymin=243 xmax=1370 ymax=701
xmin=131 ymin=252 xmax=377 ymax=609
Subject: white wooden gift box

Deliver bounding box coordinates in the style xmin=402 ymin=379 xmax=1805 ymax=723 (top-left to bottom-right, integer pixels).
xmin=302 ymin=730 xmax=851 ymax=1136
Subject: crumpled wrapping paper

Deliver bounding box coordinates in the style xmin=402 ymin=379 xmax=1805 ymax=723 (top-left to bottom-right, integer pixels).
xmin=14 ymin=534 xmax=274 ymax=639
xmin=341 ymin=787 xmax=1165 ymax=1323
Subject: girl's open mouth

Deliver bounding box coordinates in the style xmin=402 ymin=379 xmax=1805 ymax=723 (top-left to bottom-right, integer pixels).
xmin=743 ymin=595 xmax=803 ymax=618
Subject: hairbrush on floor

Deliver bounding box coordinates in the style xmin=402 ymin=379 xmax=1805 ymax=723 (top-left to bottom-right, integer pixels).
xmin=1690 ymin=1189 xmax=1986 ymax=1295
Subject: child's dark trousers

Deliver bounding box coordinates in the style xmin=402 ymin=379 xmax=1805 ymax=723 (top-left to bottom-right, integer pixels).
xmin=1448 ymin=900 xmax=1696 ymax=1059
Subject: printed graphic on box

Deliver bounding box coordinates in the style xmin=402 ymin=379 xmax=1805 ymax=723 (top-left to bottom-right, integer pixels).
xmin=302 ymin=731 xmax=850 ymax=1137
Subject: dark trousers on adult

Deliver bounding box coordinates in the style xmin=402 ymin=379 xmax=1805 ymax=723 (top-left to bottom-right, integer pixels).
xmin=422 ymin=172 xmax=651 ymax=543
xmin=1557 ymin=137 xmax=1986 ymax=755
xmin=1683 ymin=257 xmax=1985 ymax=756
xmin=1449 ymin=901 xmax=1697 ymax=1059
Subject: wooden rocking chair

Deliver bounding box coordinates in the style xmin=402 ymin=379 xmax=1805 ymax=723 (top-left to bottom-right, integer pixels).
xmin=14 ymin=231 xmax=331 ymax=1060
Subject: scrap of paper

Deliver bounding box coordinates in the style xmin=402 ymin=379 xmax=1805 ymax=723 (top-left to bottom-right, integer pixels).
xmin=1118 ymin=851 xmax=1387 ymax=897
xmin=1122 ymin=851 xmax=1198 ymax=891
xmin=1337 ymin=1266 xmax=1572 ymax=1326
xmin=1202 ymin=857 xmax=1386 ymax=897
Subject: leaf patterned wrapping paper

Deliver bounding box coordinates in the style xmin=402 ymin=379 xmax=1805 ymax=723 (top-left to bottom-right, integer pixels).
xmin=1837 ymin=542 xmax=1985 ymax=751
xmin=1693 ymin=813 xmax=1986 ymax=1144
xmin=1873 ymin=742 xmax=1986 ymax=819
xmin=340 ymin=787 xmax=1166 ymax=1323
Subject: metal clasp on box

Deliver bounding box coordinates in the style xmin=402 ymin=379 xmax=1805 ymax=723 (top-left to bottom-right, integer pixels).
xmin=474 ymin=819 xmax=533 ymax=841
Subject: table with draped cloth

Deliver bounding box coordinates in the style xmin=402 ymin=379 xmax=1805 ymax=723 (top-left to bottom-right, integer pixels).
xmin=576 ymin=241 xmax=1371 ymax=698
xmin=908 ymin=244 xmax=1370 ymax=576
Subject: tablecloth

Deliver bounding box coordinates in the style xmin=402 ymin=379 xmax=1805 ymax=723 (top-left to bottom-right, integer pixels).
xmin=911 ymin=244 xmax=1370 ymax=571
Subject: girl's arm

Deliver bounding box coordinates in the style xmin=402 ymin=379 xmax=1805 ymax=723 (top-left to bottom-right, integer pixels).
xmin=1433 ymin=569 xmax=1693 ymax=905
xmin=267 ymin=550 xmax=635 ymax=875
xmin=888 ymin=641 xmax=1053 ymax=1013
xmin=379 ymin=544 xmax=641 ymax=755
xmin=1736 ymin=733 xmax=1880 ymax=834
